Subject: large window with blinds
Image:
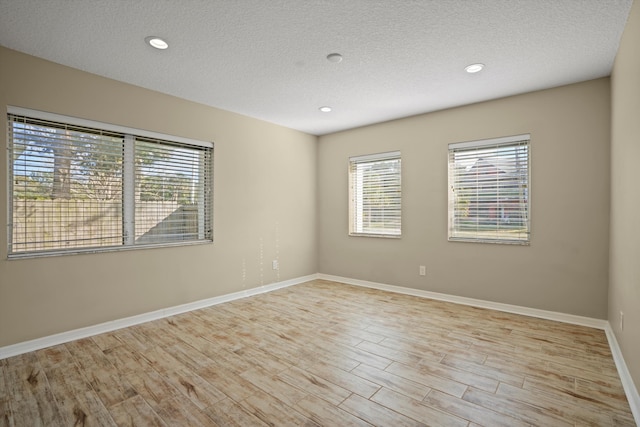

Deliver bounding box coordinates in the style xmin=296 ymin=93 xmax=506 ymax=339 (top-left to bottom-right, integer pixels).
xmin=7 ymin=107 xmax=213 ymax=257
xmin=349 ymin=151 xmax=401 ymax=237
xmin=448 ymin=134 xmax=530 ymax=244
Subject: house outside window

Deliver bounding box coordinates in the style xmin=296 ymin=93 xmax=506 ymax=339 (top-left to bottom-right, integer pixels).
xmin=448 ymin=134 xmax=530 ymax=244
xmin=349 ymin=151 xmax=401 ymax=237
xmin=7 ymin=107 xmax=213 ymax=258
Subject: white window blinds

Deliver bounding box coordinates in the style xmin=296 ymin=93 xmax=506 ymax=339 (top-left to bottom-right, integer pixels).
xmin=349 ymin=151 xmax=401 ymax=237
xmin=8 ymin=108 xmax=212 ymax=257
xmin=134 ymin=137 xmax=211 ymax=245
xmin=448 ymin=134 xmax=530 ymax=244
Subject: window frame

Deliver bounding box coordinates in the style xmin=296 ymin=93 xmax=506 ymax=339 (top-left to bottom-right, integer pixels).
xmin=7 ymin=106 xmax=213 ymax=259
xmin=348 ymin=150 xmax=402 ymax=238
xmin=447 ymin=134 xmax=530 ymax=245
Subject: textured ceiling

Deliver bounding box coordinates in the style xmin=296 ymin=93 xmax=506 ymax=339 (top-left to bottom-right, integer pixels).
xmin=0 ymin=0 xmax=633 ymax=135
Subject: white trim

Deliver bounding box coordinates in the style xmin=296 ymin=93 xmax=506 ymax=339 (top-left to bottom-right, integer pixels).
xmin=449 ymin=133 xmax=530 ymax=150
xmin=7 ymin=105 xmax=213 ymax=148
xmin=0 ymin=273 xmax=319 ymax=360
xmin=349 ymin=150 xmax=401 ymax=162
xmin=318 ymin=274 xmax=607 ymax=329
xmin=123 ymin=135 xmax=135 ymax=245
xmin=604 ymin=324 xmax=640 ymax=425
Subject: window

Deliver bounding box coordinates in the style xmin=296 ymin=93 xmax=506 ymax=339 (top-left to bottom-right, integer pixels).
xmin=7 ymin=107 xmax=212 ymax=257
xmin=349 ymin=151 xmax=401 ymax=237
xmin=448 ymin=134 xmax=530 ymax=244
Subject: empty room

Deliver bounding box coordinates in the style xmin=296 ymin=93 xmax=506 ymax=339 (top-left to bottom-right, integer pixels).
xmin=1 ymin=0 xmax=639 ymax=425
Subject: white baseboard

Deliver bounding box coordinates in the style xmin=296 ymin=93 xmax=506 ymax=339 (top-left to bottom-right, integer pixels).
xmin=318 ymin=274 xmax=608 ymax=329
xmin=0 ymin=273 xmax=319 ymax=360
xmin=604 ymin=324 xmax=640 ymax=425
xmin=318 ymin=273 xmax=639 ymax=425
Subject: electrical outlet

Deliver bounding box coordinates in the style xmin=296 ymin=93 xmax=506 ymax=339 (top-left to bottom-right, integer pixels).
xmin=272 ymin=260 xmax=279 ymax=270
xmin=620 ymin=311 xmax=624 ymax=331
xmin=419 ymin=265 xmax=426 ymax=276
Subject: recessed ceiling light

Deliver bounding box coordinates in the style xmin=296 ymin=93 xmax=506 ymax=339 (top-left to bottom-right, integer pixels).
xmin=319 ymin=106 xmax=332 ymax=112
xmin=145 ymin=36 xmax=169 ymax=50
xmin=465 ymin=63 xmax=484 ymax=73
xmin=326 ymin=53 xmax=343 ymax=63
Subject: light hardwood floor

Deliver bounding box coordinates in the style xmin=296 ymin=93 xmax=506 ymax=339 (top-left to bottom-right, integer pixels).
xmin=0 ymin=279 xmax=636 ymax=426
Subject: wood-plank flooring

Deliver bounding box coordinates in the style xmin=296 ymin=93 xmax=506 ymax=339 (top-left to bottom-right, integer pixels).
xmin=0 ymin=279 xmax=636 ymax=426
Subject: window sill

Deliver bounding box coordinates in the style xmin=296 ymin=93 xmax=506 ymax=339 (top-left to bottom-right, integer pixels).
xmin=448 ymin=237 xmax=529 ymax=246
xmin=7 ymin=239 xmax=213 ymax=260
xmin=349 ymin=233 xmax=401 ymax=239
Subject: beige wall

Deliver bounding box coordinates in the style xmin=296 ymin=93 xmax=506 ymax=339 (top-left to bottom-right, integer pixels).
xmin=610 ymin=0 xmax=640 ymax=390
xmin=0 ymin=47 xmax=318 ymax=347
xmin=318 ymin=79 xmax=611 ymax=318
